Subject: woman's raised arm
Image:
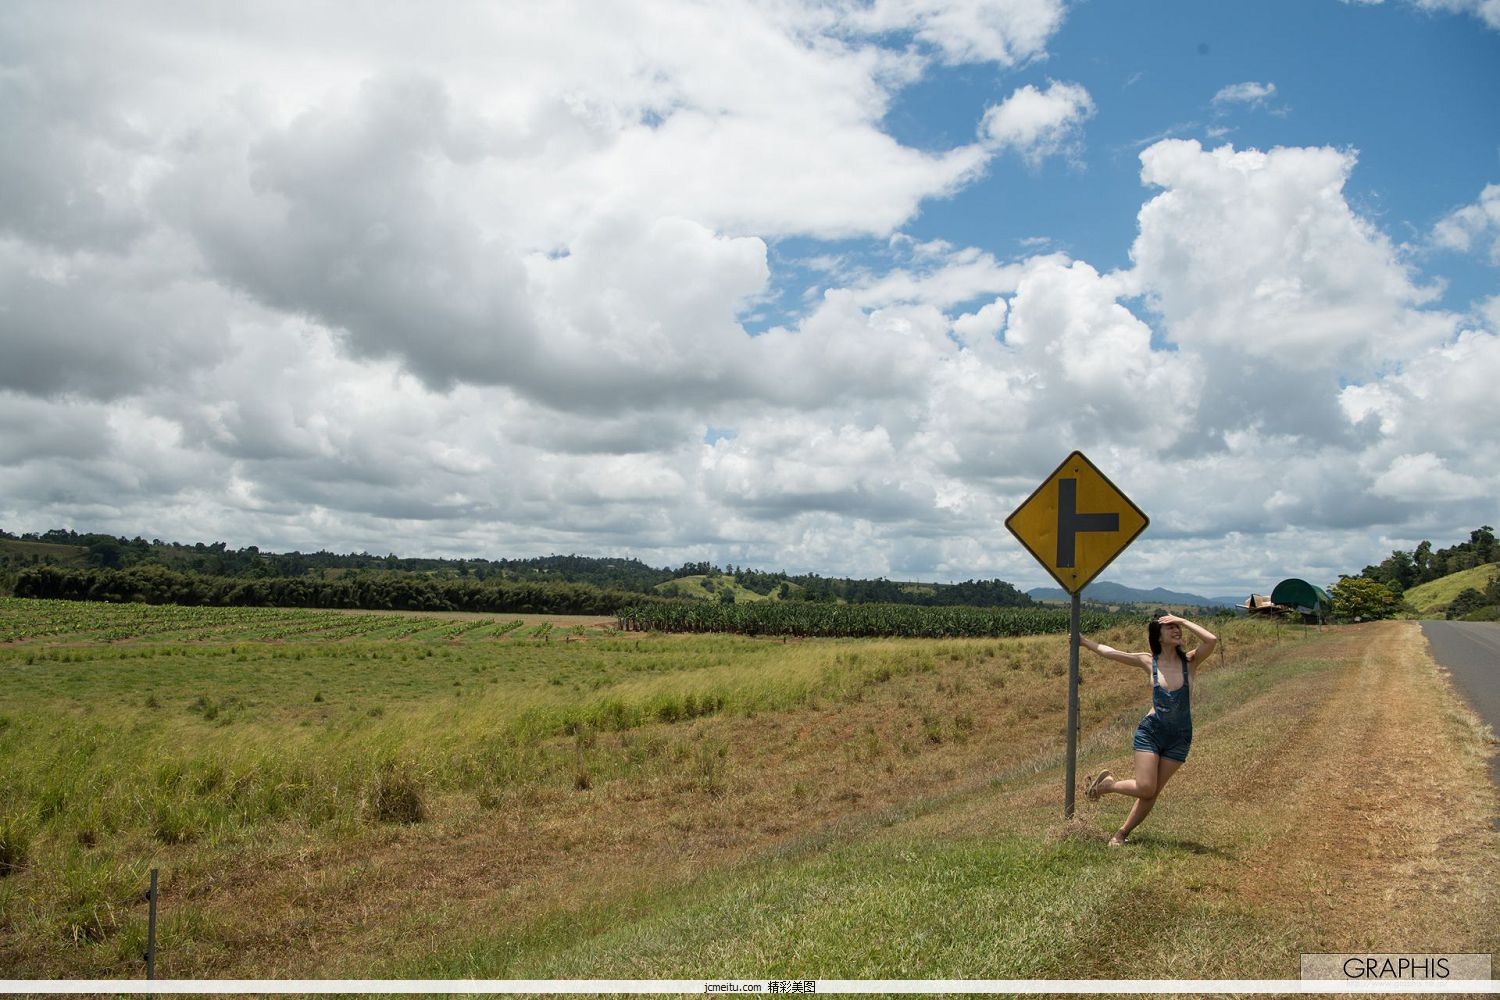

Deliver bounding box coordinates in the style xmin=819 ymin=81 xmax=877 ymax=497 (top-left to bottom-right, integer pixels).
xmin=1158 ymin=614 xmax=1217 ymax=664
xmin=1079 ymin=635 xmax=1150 ymax=671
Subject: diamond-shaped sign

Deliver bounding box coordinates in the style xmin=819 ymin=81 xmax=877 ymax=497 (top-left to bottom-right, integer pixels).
xmin=1005 ymin=451 xmax=1149 ymax=595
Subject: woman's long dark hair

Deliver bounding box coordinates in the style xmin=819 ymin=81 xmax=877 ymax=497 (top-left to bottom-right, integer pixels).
xmin=1148 ymin=618 xmax=1187 ymax=663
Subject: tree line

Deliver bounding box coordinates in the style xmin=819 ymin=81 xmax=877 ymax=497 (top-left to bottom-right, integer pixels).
xmin=1358 ymin=526 xmax=1496 ymax=594
xmin=681 ymin=563 xmax=1034 ymax=607
xmin=2 ymin=528 xmax=1037 ymax=609
xmin=12 ymin=564 xmax=658 ymax=616
xmin=1 ymin=528 xmax=681 ymax=591
xmin=1331 ymin=525 xmax=1500 ymax=622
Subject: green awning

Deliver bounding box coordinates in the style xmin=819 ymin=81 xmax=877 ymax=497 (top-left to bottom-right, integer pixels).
xmin=1271 ymin=578 xmax=1331 ymax=613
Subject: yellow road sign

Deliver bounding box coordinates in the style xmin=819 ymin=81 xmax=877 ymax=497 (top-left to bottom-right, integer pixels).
xmin=1005 ymin=450 xmax=1148 ymax=594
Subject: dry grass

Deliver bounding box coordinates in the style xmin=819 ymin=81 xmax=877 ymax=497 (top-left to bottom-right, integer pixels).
xmin=3 ymin=616 xmax=1493 ymax=979
xmin=1201 ymin=623 xmax=1498 ymax=953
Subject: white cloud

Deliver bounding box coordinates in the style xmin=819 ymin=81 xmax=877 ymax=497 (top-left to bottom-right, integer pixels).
xmin=1 ymin=2 xmax=1024 ymax=400
xmin=952 ymin=299 xmax=1009 ymax=343
xmin=1339 ymin=326 xmax=1500 ymax=458
xmin=1432 ymin=183 xmax=1500 ymax=264
xmin=1381 ymin=0 xmax=1500 ymax=29
xmin=1371 ymin=452 xmax=1487 ymax=501
xmin=841 ymin=0 xmax=1067 ymax=66
xmin=981 ymin=81 xmax=1096 ymax=165
xmin=1211 ymin=81 xmax=1277 ymax=108
xmin=1341 ymin=0 xmax=1500 ymax=27
xmin=1129 ymin=141 xmax=1449 ymax=393
xmin=0 ymin=3 xmax=1494 ymax=595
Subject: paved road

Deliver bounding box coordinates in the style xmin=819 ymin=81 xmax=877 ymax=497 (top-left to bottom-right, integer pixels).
xmin=1420 ymin=620 xmax=1500 ymax=788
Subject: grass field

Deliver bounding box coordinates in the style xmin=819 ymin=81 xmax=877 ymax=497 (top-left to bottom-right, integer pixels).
xmin=1402 ymin=563 xmax=1500 ymax=616
xmin=0 ymin=539 xmax=88 ymax=567
xmin=0 ymin=599 xmax=1494 ymax=979
xmin=653 ymin=574 xmax=786 ymax=602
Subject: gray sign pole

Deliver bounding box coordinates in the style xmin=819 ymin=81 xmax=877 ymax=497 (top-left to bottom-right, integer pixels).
xmin=1065 ymin=592 xmax=1081 ymax=818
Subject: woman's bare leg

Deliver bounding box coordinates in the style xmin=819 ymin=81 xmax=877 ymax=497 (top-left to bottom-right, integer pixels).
xmin=1102 ymin=752 xmax=1183 ymax=843
xmin=1117 ymin=789 xmax=1158 ymax=840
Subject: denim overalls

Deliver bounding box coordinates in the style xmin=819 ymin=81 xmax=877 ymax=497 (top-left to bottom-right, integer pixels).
xmin=1131 ymin=653 xmax=1192 ymax=762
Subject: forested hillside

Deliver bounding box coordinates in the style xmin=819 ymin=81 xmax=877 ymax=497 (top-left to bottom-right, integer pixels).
xmin=1358 ymin=526 xmax=1496 ymax=593
xmin=1344 ymin=526 xmax=1499 ymax=621
xmin=0 ymin=529 xmax=1035 ymax=612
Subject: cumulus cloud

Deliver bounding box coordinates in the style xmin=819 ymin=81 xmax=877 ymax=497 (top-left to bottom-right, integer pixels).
xmin=0 ymin=3 xmax=1492 ymax=595
xmin=841 ymin=0 xmax=1066 ymax=66
xmin=1 ymin=2 xmax=1018 ymax=400
xmin=1432 ymin=183 xmax=1500 ymax=264
xmin=981 ymin=81 xmax=1096 ymax=165
xmin=1339 ymin=327 xmax=1500 ymax=462
xmin=1371 ymin=452 xmax=1487 ymax=501
xmin=1127 ymin=140 xmax=1454 ymax=442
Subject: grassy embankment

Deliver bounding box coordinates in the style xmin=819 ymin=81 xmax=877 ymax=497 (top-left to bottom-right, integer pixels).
xmin=1401 ymin=564 xmax=1500 ymax=617
xmin=653 ymin=575 xmax=790 ymax=602
xmin=0 ymin=600 xmax=1494 ymax=978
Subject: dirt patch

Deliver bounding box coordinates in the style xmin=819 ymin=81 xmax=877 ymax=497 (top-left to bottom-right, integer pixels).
xmin=1159 ymin=622 xmax=1498 ymax=957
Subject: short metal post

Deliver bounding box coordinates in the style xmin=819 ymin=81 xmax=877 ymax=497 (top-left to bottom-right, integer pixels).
xmin=1065 ymin=593 xmax=1081 ymax=818
xmin=144 ymin=867 xmax=158 ymax=980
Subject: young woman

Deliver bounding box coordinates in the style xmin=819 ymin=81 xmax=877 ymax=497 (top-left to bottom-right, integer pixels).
xmin=1080 ymin=613 xmax=1217 ymax=846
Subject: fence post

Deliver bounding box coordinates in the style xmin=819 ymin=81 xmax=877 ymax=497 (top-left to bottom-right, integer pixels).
xmin=144 ymin=867 xmax=159 ymax=980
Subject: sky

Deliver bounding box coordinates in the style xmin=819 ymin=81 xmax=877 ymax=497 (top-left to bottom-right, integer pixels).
xmin=2 ymin=0 xmax=1498 ymax=596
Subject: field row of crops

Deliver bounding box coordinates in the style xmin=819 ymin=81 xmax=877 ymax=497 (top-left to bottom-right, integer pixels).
xmin=616 ymin=600 xmax=1129 ymax=637
xmin=3 ymin=596 xmax=1134 ymax=644
xmin=0 ymin=598 xmax=562 ymax=644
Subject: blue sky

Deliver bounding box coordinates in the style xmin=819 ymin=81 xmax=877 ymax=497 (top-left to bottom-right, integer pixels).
xmin=2 ymin=0 xmax=1497 ymax=594
xmin=759 ymin=0 xmax=1499 ymax=326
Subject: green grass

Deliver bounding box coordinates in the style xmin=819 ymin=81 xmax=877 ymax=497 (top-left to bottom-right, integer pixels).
xmin=653 ymin=574 xmax=786 ymax=602
xmin=392 ymin=633 xmax=1340 ymax=981
xmin=403 ymin=834 xmax=1144 ymax=978
xmin=9 ymin=603 xmax=1482 ymax=979
xmin=0 ymin=539 xmax=88 ymax=566
xmin=0 ymin=599 xmax=987 ymax=973
xmin=0 ymin=601 xmax=968 ymax=911
xmin=1401 ymin=563 xmax=1499 ymax=616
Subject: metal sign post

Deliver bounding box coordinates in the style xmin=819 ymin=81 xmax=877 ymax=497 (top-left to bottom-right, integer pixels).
xmin=1065 ymin=591 xmax=1081 ymax=817
xmin=1006 ymin=451 xmax=1149 ymax=818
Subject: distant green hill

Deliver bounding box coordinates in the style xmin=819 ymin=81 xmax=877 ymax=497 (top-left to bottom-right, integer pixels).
xmin=0 ymin=538 xmax=88 ymax=565
xmin=3 ymin=528 xmax=1034 ymax=609
xmin=654 ymin=575 xmax=797 ymax=603
xmin=1401 ymin=563 xmax=1500 ymax=617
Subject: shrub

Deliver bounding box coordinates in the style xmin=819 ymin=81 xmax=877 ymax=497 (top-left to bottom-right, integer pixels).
xmin=364 ymin=760 xmax=425 ymax=824
xmin=1447 ymin=588 xmax=1491 ymax=620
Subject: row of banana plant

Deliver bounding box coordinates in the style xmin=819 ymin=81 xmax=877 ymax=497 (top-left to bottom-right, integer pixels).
xmin=615 ymin=600 xmax=1128 ymax=638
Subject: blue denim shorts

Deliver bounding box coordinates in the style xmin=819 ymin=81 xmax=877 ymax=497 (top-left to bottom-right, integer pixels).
xmin=1133 ymin=712 xmax=1192 ymax=763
